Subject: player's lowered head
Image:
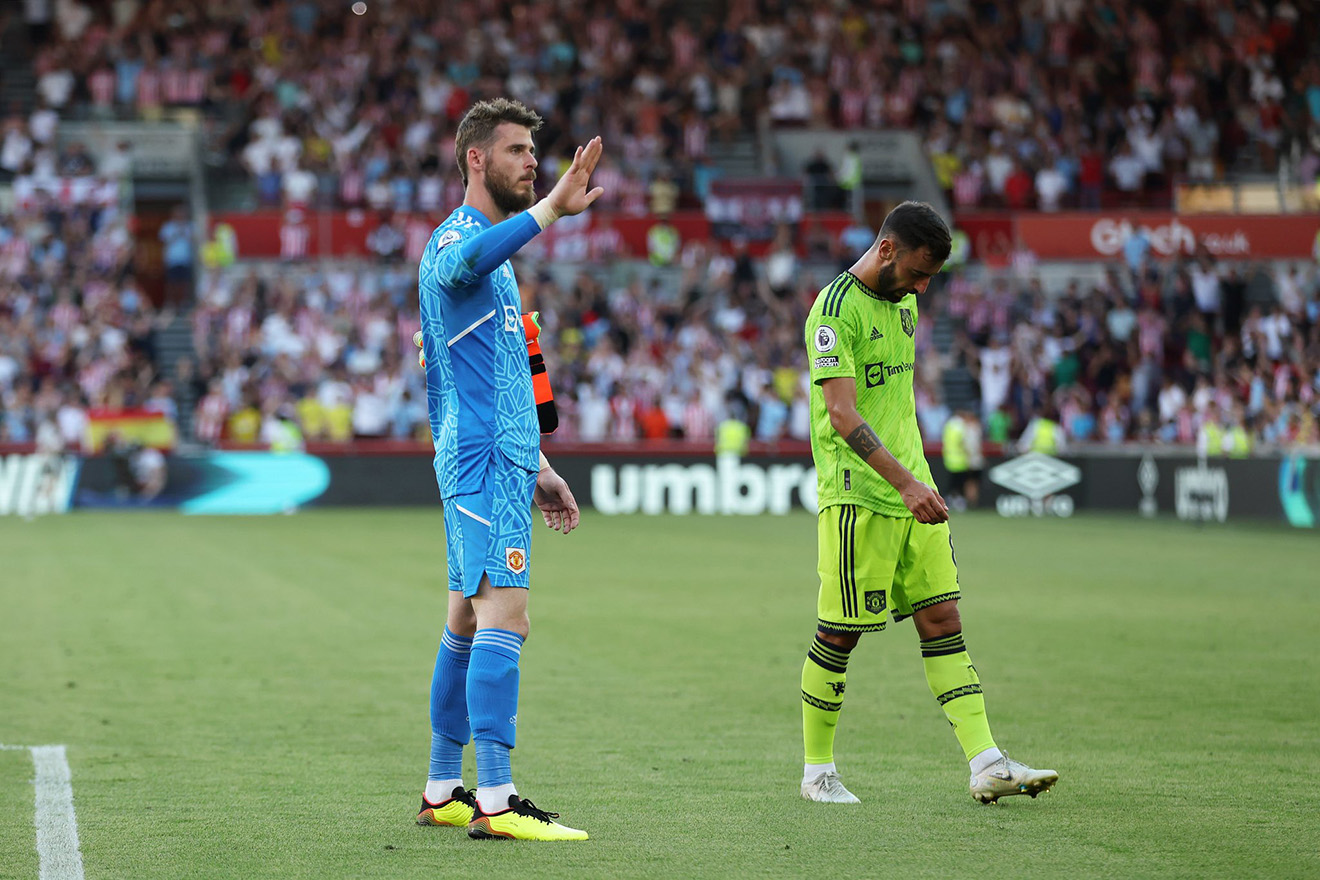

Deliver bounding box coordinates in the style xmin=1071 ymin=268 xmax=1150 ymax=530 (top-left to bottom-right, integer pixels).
xmin=455 ymin=97 xmax=604 ymax=225
xmin=851 ymin=200 xmax=952 ymax=303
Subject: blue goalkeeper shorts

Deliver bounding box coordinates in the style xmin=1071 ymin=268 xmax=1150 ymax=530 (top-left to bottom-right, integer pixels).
xmin=442 ymin=452 xmax=538 ymax=597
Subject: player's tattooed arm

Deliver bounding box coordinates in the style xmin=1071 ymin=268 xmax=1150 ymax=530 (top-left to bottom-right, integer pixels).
xmin=844 ymin=423 xmax=883 ymax=460
xmin=821 ymin=376 xmax=949 ymax=524
xmin=843 ymin=418 xmax=950 ymax=525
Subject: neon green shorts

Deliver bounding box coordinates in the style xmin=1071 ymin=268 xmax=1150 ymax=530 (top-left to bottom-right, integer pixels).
xmin=815 ymin=504 xmax=960 ymax=634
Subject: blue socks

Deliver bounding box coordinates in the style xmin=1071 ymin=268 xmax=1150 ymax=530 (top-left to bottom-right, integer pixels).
xmin=468 ymin=628 xmax=524 ymax=787
xmin=428 ymin=628 xmax=472 ymax=781
xmin=428 ymin=625 xmax=524 ymax=804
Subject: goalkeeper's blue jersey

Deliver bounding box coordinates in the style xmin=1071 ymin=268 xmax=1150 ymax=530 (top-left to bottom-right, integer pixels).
xmin=419 ymin=205 xmax=540 ymax=499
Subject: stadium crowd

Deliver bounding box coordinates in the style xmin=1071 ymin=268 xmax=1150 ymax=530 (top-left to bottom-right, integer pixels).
xmin=16 ymin=0 xmax=1320 ymax=211
xmin=940 ymin=256 xmax=1320 ymax=451
xmin=2 ymin=193 xmax=1317 ymax=453
xmin=180 ymin=240 xmax=1320 ymax=454
xmin=5 ymin=0 xmax=1320 ymax=455
xmin=0 ymin=187 xmax=171 ymax=449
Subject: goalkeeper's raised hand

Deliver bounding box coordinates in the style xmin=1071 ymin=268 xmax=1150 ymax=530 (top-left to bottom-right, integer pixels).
xmin=542 ymin=137 xmax=605 ymax=219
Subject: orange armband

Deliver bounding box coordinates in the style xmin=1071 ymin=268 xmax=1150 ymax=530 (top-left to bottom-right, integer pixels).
xmin=417 ymin=318 xmax=558 ymax=434
xmin=522 ymin=312 xmax=558 ymax=434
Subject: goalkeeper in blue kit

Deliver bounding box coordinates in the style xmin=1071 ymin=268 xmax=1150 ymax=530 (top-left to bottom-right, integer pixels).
xmin=413 ymin=98 xmax=603 ymax=841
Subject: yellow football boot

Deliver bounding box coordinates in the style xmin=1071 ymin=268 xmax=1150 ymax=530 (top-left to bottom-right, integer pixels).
xmin=416 ymin=787 xmax=477 ymax=827
xmin=467 ymin=795 xmax=588 ymax=841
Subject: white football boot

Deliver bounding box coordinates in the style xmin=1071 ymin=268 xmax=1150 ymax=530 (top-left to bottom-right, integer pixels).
xmin=970 ymin=755 xmax=1058 ymax=804
xmin=801 ymin=771 xmax=861 ymax=804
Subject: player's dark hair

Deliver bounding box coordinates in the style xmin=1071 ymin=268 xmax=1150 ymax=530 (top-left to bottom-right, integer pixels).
xmin=454 ymin=98 xmax=544 ymax=187
xmin=879 ymin=201 xmax=952 ymax=263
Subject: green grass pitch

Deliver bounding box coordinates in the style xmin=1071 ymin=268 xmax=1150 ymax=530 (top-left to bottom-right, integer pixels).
xmin=1 ymin=510 xmax=1317 ymax=879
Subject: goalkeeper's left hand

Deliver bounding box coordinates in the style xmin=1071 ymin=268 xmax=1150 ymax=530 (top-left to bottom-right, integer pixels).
xmin=413 ymin=331 xmax=426 ymax=368
xmin=533 ymin=466 xmax=580 ymax=535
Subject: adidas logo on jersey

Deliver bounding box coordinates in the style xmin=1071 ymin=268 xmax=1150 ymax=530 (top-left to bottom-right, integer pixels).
xmin=870 ymin=327 xmax=883 ymax=341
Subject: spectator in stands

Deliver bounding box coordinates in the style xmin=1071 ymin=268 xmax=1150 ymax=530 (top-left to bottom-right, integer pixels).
xmin=367 ymin=215 xmax=405 ymax=263
xmin=158 ymin=206 xmax=194 ymax=307
xmin=261 ymin=403 xmax=305 ymax=452
xmin=763 ymin=225 xmax=799 ymax=300
xmin=942 ymin=407 xmax=983 ymax=511
xmin=1110 ymin=143 xmax=1147 ymax=205
xmin=0 ymin=116 xmax=33 ymax=177
xmin=226 ymin=394 xmax=261 ymax=444
xmin=193 ymin=380 xmax=228 ymax=447
xmin=646 ymin=215 xmax=680 ymax=267
xmin=979 ymin=333 xmax=1013 ymax=420
xmin=1019 ymin=404 xmax=1066 ymax=454
xmin=1003 ymin=161 xmax=1034 ymax=210
xmin=835 ymin=141 xmax=862 ymax=213
xmin=131 ymin=443 xmax=167 ymax=501
xmin=35 ymin=48 xmax=75 ymax=110
xmin=804 ymin=151 xmax=836 ymax=210
xmin=1034 ymin=155 xmax=1068 ymax=212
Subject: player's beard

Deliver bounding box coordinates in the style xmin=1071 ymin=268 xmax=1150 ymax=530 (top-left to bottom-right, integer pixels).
xmin=485 ymin=161 xmax=537 ymax=216
xmin=875 ymin=262 xmax=915 ymax=302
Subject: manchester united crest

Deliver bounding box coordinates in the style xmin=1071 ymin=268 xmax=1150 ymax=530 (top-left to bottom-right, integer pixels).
xmin=900 ymin=308 xmax=915 ymax=337
xmin=505 ymin=547 xmax=527 ymax=574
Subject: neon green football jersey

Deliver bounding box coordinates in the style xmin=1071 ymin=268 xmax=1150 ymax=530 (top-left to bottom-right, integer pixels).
xmin=805 ymin=271 xmax=935 ymax=518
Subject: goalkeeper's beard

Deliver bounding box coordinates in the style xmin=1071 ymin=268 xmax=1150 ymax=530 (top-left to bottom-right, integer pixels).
xmin=486 ymin=165 xmax=537 ymax=216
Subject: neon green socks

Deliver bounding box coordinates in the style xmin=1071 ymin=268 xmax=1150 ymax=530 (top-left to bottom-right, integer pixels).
xmin=921 ymin=632 xmax=997 ymax=761
xmin=802 ymin=636 xmax=852 ymax=764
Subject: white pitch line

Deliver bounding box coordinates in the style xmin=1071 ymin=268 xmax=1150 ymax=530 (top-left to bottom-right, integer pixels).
xmin=30 ymin=746 xmax=86 ymax=880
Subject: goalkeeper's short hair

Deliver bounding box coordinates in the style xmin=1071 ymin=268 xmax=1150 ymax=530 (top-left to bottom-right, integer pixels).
xmin=454 ymin=98 xmax=544 ymax=186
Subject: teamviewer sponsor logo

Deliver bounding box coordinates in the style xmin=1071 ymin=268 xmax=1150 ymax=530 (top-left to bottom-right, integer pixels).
xmin=864 ymin=361 xmax=913 ymax=388
xmin=988 ymin=453 xmax=1080 ymax=517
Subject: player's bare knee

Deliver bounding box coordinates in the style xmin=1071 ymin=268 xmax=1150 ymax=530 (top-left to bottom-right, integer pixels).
xmin=817 ymin=629 xmax=861 ymax=651
xmin=448 ymin=598 xmax=480 ymax=641
xmin=912 ymin=599 xmax=961 ymax=639
xmin=508 ymin=614 xmax=530 ymax=641
xmin=472 ymin=578 xmax=531 ymax=635
xmin=447 ymin=611 xmax=477 ymax=638
xmin=446 ymin=595 xmax=478 ymax=637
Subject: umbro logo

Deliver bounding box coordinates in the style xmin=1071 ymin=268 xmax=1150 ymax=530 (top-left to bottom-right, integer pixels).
xmin=870 ymin=327 xmax=883 ymax=341
xmin=989 ymin=453 xmax=1081 ymax=500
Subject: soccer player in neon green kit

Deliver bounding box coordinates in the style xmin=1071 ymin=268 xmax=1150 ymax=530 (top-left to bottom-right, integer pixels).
xmin=799 ymin=201 xmax=1058 ymax=805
